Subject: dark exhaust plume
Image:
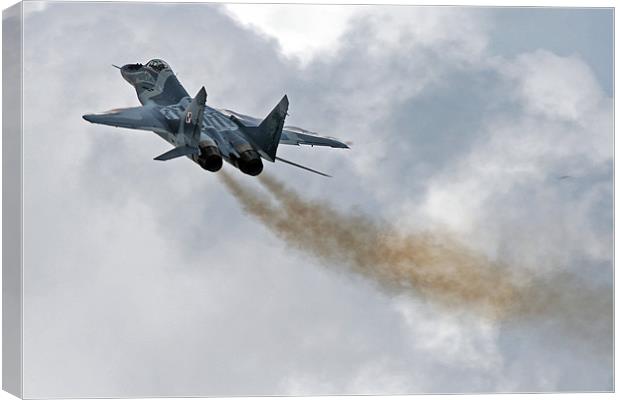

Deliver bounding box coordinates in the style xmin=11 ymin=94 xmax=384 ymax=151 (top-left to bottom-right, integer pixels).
xmin=219 ymin=171 xmax=611 ymax=354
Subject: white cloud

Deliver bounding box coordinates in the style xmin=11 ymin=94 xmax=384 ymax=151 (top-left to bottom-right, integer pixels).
xmin=19 ymin=3 xmax=612 ymax=396
xmin=223 ymin=4 xmax=361 ymax=65
xmin=502 ymin=49 xmax=607 ymax=122
xmin=419 ymin=50 xmax=612 ymax=273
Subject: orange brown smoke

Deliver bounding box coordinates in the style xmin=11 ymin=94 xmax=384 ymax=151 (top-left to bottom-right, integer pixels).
xmin=219 ymin=171 xmax=611 ymax=354
xmin=220 ymin=171 xmax=523 ymax=317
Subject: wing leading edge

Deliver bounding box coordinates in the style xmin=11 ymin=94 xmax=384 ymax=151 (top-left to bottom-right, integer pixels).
xmin=82 ymin=106 xmax=170 ymax=133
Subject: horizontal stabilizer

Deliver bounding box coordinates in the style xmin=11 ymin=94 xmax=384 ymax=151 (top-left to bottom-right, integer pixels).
xmin=275 ymin=156 xmax=331 ymax=177
xmin=154 ymin=145 xmax=199 ymax=161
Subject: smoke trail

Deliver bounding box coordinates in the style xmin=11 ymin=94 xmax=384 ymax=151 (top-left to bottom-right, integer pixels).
xmin=219 ymin=171 xmax=612 ymax=352
xmin=220 ymin=171 xmax=523 ymax=318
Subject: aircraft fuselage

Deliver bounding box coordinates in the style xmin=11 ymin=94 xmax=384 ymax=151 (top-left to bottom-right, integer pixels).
xmin=120 ymin=61 xmax=264 ymax=175
xmin=84 ymin=59 xmax=347 ymax=177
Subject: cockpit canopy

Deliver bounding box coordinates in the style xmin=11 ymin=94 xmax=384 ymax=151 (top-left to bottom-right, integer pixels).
xmin=145 ymin=59 xmax=169 ymax=72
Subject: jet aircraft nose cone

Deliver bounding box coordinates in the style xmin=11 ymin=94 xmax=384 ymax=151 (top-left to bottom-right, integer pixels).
xmin=121 ymin=63 xmax=144 ymax=72
xmin=119 ymin=63 xmax=144 ymax=83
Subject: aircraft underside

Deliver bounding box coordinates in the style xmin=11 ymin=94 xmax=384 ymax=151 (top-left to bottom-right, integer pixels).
xmin=83 ymin=59 xmax=348 ymax=177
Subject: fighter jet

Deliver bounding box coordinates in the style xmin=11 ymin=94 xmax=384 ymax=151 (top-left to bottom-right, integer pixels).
xmin=82 ymin=59 xmax=348 ymax=177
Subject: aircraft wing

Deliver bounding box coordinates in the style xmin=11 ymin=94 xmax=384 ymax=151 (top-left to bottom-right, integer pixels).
xmin=280 ymin=127 xmax=349 ymax=148
xmin=218 ymin=109 xmax=349 ymax=149
xmin=82 ymin=106 xmax=170 ymax=133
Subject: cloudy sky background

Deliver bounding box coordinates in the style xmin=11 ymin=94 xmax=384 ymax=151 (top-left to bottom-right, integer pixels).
xmin=16 ymin=2 xmax=613 ymax=397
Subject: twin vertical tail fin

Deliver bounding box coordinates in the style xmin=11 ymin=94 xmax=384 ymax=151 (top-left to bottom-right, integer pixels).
xmin=239 ymin=95 xmax=289 ymax=162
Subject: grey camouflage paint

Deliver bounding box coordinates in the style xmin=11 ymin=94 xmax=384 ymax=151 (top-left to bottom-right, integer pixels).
xmin=83 ymin=59 xmax=349 ymax=176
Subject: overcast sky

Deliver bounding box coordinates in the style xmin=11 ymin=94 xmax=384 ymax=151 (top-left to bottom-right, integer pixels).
xmin=17 ymin=2 xmax=612 ymax=397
